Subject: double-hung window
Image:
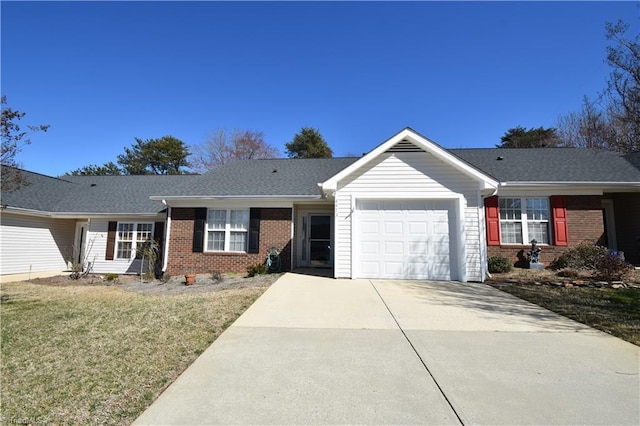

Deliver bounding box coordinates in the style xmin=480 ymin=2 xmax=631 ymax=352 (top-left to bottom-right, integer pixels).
xmin=206 ymin=209 xmax=249 ymax=252
xmin=115 ymin=222 xmax=154 ymax=259
xmin=499 ymin=198 xmax=550 ymax=244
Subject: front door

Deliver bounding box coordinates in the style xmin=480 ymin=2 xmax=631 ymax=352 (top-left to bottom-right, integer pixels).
xmin=309 ymin=214 xmax=331 ymax=267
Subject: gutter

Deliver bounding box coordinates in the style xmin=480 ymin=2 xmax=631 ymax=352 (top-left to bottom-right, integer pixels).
xmin=149 ymin=195 xmax=323 ymax=201
xmin=500 ymin=181 xmax=640 ymax=188
xmin=162 ymin=202 xmax=171 ymax=274
xmin=0 ymin=206 xmax=164 ymax=219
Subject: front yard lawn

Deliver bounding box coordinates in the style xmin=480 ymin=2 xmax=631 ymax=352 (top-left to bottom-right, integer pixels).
xmin=0 ymin=276 xmax=272 ymax=425
xmin=489 ymin=283 xmax=640 ymax=346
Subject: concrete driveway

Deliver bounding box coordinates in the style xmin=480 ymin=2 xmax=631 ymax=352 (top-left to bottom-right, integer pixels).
xmin=135 ymin=273 xmax=640 ymax=425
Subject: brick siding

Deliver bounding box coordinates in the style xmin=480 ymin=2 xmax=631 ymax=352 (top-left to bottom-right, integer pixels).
xmin=487 ymin=195 xmax=606 ymax=267
xmin=166 ymin=207 xmax=292 ymax=276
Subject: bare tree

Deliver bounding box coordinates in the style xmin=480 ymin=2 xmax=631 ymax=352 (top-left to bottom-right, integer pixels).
xmin=1 ymin=96 xmax=49 ymax=191
xmin=557 ymin=21 xmax=639 ymax=153
xmin=190 ymin=129 xmax=278 ymax=173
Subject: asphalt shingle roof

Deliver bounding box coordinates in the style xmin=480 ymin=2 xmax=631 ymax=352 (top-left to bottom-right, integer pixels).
xmin=154 ymin=157 xmax=360 ymax=197
xmin=1 ymin=169 xmax=198 ymax=214
xmin=450 ymin=148 xmax=640 ymax=183
xmin=2 ymin=147 xmax=639 ymax=215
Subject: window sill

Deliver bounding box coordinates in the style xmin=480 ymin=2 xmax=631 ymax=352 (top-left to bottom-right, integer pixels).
xmin=495 ymin=244 xmax=552 ymax=248
xmin=203 ymin=251 xmax=249 ymax=257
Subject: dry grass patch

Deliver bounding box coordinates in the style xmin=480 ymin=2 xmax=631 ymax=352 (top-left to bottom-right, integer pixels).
xmin=1 ymin=279 xmax=269 ymax=425
xmin=489 ymin=283 xmax=640 ymax=346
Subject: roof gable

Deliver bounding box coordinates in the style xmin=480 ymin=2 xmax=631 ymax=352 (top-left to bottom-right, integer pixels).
xmin=321 ymin=128 xmax=499 ymax=192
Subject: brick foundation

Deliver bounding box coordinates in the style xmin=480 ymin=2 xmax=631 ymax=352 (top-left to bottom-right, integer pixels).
xmin=487 ymin=195 xmax=606 ymax=268
xmin=166 ymin=207 xmax=292 ymax=276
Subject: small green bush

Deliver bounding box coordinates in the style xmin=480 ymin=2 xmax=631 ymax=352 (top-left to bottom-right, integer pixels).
xmin=550 ymin=242 xmax=609 ymax=270
xmin=488 ymin=255 xmax=512 ymax=273
xmin=246 ymin=263 xmax=267 ymax=277
xmin=103 ymin=273 xmax=119 ymax=282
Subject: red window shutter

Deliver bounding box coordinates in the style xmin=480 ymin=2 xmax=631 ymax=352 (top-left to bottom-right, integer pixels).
xmin=484 ymin=196 xmax=501 ymax=246
xmin=551 ymin=195 xmax=568 ymax=246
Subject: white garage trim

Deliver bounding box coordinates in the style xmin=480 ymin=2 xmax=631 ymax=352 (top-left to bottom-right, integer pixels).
xmin=351 ymin=196 xmax=465 ymax=281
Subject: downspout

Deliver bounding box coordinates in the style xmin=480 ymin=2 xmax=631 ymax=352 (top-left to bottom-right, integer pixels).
xmin=161 ymin=202 xmax=171 ymax=273
xmin=290 ymin=207 xmax=295 ymax=271
xmin=481 ymin=186 xmax=500 ymax=281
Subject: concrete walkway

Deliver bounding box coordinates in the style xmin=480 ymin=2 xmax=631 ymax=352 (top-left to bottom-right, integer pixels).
xmin=135 ymin=273 xmax=640 ymax=425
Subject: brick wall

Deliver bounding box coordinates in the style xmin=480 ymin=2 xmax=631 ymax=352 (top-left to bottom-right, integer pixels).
xmin=166 ymin=207 xmax=292 ymax=276
xmin=487 ymin=195 xmax=605 ymax=267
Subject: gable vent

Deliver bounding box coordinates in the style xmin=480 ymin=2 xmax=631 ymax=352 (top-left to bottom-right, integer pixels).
xmin=386 ymin=140 xmax=426 ymax=153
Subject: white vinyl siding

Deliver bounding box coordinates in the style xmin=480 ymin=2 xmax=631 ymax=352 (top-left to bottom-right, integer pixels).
xmin=84 ymin=217 xmax=160 ymax=274
xmin=0 ymin=213 xmax=76 ymax=275
xmin=334 ymin=151 xmax=482 ymax=282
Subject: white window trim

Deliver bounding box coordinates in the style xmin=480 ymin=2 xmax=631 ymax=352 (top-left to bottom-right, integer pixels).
xmin=499 ymin=197 xmax=550 ymax=245
xmin=114 ymin=222 xmax=155 ymax=260
xmin=204 ymin=209 xmax=250 ymax=253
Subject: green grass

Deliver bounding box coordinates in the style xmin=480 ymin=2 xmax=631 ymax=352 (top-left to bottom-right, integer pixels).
xmin=491 ymin=284 xmax=640 ymax=346
xmin=0 ymin=281 xmax=267 ymax=425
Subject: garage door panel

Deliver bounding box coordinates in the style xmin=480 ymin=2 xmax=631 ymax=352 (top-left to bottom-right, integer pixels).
xmin=383 ymin=241 xmax=404 ymax=256
xmin=360 ymin=241 xmax=379 ymax=255
xmin=360 ymin=261 xmax=380 ymax=275
xmin=383 ymin=221 xmax=403 ymax=235
xmin=356 ymin=199 xmax=454 ymax=281
xmin=361 ymin=221 xmax=379 ymax=234
xmin=409 ymin=242 xmax=428 ymax=255
xmin=408 ymin=222 xmax=428 ymax=234
xmin=383 ymin=262 xmax=404 ymax=276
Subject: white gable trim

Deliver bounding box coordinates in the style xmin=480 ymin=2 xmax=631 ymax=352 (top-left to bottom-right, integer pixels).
xmin=321 ymin=128 xmax=499 ymax=192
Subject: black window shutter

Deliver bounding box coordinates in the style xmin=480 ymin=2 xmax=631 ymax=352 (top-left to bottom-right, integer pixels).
xmin=248 ymin=208 xmax=261 ymax=253
xmin=192 ymin=208 xmax=207 ymax=253
xmin=105 ymin=221 xmax=118 ymax=260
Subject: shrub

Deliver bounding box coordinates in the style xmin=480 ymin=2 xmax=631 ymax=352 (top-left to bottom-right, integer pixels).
xmin=488 ymin=255 xmax=512 ymax=273
xmin=556 ymin=268 xmax=580 ymax=278
xmin=246 ymin=263 xmax=267 ymax=277
xmin=211 ymin=271 xmax=224 ymax=282
xmin=550 ymin=242 xmax=609 ymax=270
xmin=596 ymin=253 xmax=631 ymax=281
xmin=104 ymin=273 xmax=119 ymax=282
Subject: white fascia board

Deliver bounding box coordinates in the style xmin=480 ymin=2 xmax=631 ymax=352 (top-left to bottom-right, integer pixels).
xmin=0 ymin=206 xmax=162 ymax=219
xmin=150 ymin=195 xmax=322 ymax=202
xmin=158 ymin=199 xmax=315 ymax=209
xmin=321 ymin=128 xmax=499 ymax=192
xmin=498 ymin=181 xmax=640 ymax=195
xmin=501 ymin=181 xmax=640 ymax=187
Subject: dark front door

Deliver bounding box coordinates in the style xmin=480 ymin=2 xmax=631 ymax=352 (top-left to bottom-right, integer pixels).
xmin=309 ymin=215 xmax=331 ymax=267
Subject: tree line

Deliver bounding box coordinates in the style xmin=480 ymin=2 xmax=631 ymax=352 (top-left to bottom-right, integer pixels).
xmin=2 ymin=20 xmax=637 ymax=184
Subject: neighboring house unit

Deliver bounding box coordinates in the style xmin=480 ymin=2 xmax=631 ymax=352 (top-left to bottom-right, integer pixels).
xmin=2 ymin=128 xmax=639 ymax=282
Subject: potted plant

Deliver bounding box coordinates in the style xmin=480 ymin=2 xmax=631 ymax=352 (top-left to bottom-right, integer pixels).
xmin=184 ymin=272 xmax=196 ymax=286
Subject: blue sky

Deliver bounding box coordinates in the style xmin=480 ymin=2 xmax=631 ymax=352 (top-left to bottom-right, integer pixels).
xmin=2 ymin=1 xmax=638 ymax=176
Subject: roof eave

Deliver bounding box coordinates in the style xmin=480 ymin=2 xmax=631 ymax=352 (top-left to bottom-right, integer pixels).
xmin=0 ymin=206 xmax=163 ymax=218
xmin=501 ymin=181 xmax=640 ymax=187
xmin=150 ymin=194 xmax=324 ymax=202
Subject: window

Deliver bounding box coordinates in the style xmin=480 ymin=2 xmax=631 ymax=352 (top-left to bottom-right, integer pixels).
xmin=499 ymin=198 xmax=550 ymax=244
xmin=115 ymin=222 xmax=154 ymax=259
xmin=205 ymin=209 xmax=249 ymax=252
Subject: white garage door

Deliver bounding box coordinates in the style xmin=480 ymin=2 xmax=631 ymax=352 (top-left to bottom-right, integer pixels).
xmin=356 ymin=199 xmax=455 ymax=280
